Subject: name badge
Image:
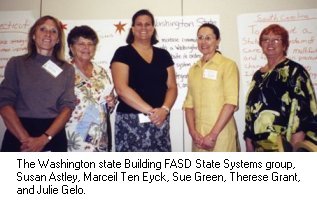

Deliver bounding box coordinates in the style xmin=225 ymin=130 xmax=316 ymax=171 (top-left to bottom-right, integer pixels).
xmin=42 ymin=60 xmax=63 ymax=78
xmin=138 ymin=113 xmax=151 ymax=123
xmin=203 ymin=69 xmax=217 ymax=80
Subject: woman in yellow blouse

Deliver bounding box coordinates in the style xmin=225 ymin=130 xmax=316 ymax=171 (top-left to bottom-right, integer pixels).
xmin=183 ymin=23 xmax=239 ymax=152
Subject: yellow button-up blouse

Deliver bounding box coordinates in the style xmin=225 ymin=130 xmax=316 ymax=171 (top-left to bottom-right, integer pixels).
xmin=183 ymin=52 xmax=239 ymax=151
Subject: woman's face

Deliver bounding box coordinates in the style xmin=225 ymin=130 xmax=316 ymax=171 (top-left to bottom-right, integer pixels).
xmin=260 ymin=32 xmax=285 ymax=59
xmin=197 ymin=27 xmax=220 ymax=56
xmin=132 ymin=15 xmax=154 ymax=41
xmin=33 ymin=19 xmax=59 ymax=56
xmin=70 ymin=37 xmax=96 ymax=62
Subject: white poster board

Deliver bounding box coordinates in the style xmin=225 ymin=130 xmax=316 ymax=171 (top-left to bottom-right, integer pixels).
xmin=0 ymin=11 xmax=34 ymax=81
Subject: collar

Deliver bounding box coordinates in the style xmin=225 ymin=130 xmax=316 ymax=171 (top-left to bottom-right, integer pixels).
xmin=194 ymin=52 xmax=222 ymax=68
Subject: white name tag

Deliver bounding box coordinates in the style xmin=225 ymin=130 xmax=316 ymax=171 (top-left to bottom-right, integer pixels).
xmin=203 ymin=69 xmax=217 ymax=80
xmin=138 ymin=113 xmax=151 ymax=123
xmin=42 ymin=60 xmax=63 ymax=78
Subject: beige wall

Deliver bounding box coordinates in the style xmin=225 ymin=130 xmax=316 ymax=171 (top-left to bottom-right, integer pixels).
xmin=0 ymin=0 xmax=316 ymax=151
xmin=0 ymin=0 xmax=41 ymax=15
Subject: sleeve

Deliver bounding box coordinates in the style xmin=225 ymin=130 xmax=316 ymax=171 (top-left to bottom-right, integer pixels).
xmin=291 ymin=66 xmax=317 ymax=134
xmin=223 ymin=60 xmax=239 ymax=106
xmin=57 ymin=64 xmax=76 ymax=111
xmin=0 ymin=57 xmax=19 ymax=108
xmin=243 ymin=105 xmax=253 ymax=140
xmin=243 ymin=74 xmax=257 ymax=140
xmin=161 ymin=49 xmax=174 ymax=69
xmin=182 ymin=67 xmax=194 ymax=109
xmin=110 ymin=46 xmax=129 ymax=66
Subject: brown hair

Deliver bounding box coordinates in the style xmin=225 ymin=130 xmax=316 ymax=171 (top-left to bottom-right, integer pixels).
xmin=197 ymin=23 xmax=220 ymax=40
xmin=26 ymin=15 xmax=65 ymax=63
xmin=126 ymin=9 xmax=158 ymax=45
xmin=197 ymin=23 xmax=221 ymax=54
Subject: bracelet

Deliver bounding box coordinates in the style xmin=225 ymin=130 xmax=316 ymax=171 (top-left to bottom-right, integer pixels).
xmin=43 ymin=132 xmax=52 ymax=141
xmin=161 ymin=105 xmax=170 ymax=114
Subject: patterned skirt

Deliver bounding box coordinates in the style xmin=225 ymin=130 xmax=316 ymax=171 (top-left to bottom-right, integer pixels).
xmin=115 ymin=112 xmax=171 ymax=152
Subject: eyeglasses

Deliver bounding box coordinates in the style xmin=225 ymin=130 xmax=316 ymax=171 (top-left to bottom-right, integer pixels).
xmin=260 ymin=38 xmax=282 ymax=44
xmin=75 ymin=42 xmax=95 ymax=48
xmin=197 ymin=35 xmax=216 ymax=42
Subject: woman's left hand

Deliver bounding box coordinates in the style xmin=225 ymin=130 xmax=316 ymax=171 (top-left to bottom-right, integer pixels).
xmin=202 ymin=133 xmax=218 ymax=150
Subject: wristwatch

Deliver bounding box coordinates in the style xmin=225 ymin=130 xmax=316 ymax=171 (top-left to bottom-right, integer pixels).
xmin=43 ymin=132 xmax=52 ymax=141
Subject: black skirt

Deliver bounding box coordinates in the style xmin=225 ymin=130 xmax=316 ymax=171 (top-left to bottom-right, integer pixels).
xmin=1 ymin=117 xmax=67 ymax=152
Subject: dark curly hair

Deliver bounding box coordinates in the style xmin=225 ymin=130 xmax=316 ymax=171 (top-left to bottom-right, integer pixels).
xmin=67 ymin=25 xmax=99 ymax=57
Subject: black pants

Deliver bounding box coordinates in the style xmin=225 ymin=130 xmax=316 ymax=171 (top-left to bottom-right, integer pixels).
xmin=1 ymin=117 xmax=67 ymax=152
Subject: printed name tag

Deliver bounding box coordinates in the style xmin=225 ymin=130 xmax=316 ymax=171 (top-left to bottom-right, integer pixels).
xmin=42 ymin=60 xmax=63 ymax=78
xmin=138 ymin=113 xmax=151 ymax=123
xmin=203 ymin=69 xmax=217 ymax=80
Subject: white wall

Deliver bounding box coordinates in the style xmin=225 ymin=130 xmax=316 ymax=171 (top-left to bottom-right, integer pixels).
xmin=0 ymin=0 xmax=316 ymax=151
